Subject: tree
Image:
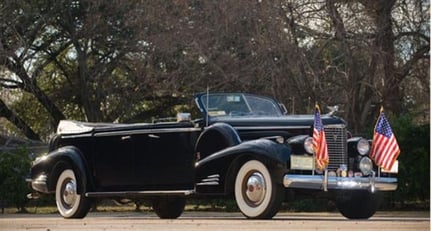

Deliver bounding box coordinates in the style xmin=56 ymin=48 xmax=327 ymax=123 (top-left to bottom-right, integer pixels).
xmin=283 ymin=0 xmax=429 ymax=132
xmin=1 ymin=0 xmax=151 ymax=131
xmin=0 ymin=1 xmax=66 ymax=127
xmin=50 ymin=0 xmax=149 ymax=122
xmin=1 ymin=0 xmax=429 ymax=139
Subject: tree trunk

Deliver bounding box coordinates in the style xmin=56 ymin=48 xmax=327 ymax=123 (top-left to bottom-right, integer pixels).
xmin=73 ymin=40 xmax=104 ymax=122
xmin=362 ymin=0 xmax=400 ymax=113
xmin=5 ymin=57 xmax=65 ymax=127
xmin=0 ymin=99 xmax=40 ymax=141
xmin=326 ymin=0 xmax=364 ymax=133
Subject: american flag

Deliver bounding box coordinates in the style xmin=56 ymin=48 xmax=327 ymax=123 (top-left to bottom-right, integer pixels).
xmin=313 ymin=104 xmax=329 ymax=170
xmin=370 ymin=108 xmax=400 ymax=170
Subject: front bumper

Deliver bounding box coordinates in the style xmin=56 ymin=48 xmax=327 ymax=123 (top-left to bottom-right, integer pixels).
xmin=283 ymin=173 xmax=397 ymax=192
xmin=27 ymin=174 xmax=49 ymax=193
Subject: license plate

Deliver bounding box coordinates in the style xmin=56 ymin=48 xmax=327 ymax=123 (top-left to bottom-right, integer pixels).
xmin=290 ymin=155 xmax=314 ymax=170
xmin=381 ymin=160 xmax=399 ymax=173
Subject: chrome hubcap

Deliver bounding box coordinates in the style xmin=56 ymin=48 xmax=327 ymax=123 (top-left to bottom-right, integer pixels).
xmin=245 ymin=172 xmax=266 ymax=205
xmin=62 ymin=180 xmax=77 ymax=206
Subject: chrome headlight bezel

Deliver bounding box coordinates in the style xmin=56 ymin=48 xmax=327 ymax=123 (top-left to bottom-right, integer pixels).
xmin=357 ymin=138 xmax=370 ymax=156
xmin=286 ymin=135 xmax=314 ymax=155
xmin=359 ymin=156 xmax=373 ymax=176
xmin=304 ymin=136 xmax=314 ymax=154
xmin=348 ymin=137 xmax=371 ymax=157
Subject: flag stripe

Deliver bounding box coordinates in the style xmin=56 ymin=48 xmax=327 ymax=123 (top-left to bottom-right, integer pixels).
xmin=381 ymin=139 xmax=400 ymax=169
xmin=374 ymin=136 xmax=398 ymax=168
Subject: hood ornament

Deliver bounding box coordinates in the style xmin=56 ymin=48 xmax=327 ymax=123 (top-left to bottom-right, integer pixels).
xmin=326 ymin=105 xmax=339 ymax=116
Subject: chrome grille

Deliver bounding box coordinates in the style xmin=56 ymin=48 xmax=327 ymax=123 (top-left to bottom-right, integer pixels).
xmin=325 ymin=125 xmax=347 ymax=171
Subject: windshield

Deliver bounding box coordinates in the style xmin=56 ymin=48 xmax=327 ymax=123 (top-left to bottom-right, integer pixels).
xmin=200 ymin=93 xmax=283 ymax=117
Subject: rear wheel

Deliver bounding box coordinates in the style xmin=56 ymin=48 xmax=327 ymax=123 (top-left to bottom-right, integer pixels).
xmin=234 ymin=160 xmax=283 ymax=219
xmin=55 ymin=169 xmax=91 ymax=218
xmin=151 ymin=197 xmax=186 ymax=219
xmin=336 ymin=190 xmax=382 ymax=219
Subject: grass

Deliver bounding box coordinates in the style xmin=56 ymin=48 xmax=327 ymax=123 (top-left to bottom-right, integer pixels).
xmin=1 ymin=197 xmax=429 ymax=215
xmin=0 ymin=198 xmax=239 ymax=215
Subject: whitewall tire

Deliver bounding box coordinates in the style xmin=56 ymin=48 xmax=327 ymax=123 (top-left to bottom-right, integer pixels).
xmin=234 ymin=160 xmax=283 ymax=219
xmin=55 ymin=169 xmax=91 ymax=218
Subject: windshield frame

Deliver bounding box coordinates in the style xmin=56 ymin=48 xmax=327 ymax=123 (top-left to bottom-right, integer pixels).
xmin=195 ymin=93 xmax=284 ymax=118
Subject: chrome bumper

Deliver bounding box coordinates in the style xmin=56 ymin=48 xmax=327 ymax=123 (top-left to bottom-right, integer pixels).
xmin=283 ymin=174 xmax=397 ymax=192
xmin=29 ymin=174 xmax=49 ymax=193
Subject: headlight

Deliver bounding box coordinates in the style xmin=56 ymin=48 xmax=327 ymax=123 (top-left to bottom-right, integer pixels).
xmin=359 ymin=157 xmax=373 ymax=176
xmin=357 ymin=138 xmax=370 ymax=155
xmin=287 ymin=135 xmax=314 ymax=155
xmin=304 ymin=137 xmax=314 ymax=154
xmin=348 ymin=137 xmax=371 ymax=157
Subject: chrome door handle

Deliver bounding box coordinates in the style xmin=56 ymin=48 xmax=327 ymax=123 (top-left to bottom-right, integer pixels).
xmin=121 ymin=135 xmax=131 ymax=140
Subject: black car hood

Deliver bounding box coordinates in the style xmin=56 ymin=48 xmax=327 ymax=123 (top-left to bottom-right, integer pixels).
xmin=208 ymin=114 xmax=346 ymax=128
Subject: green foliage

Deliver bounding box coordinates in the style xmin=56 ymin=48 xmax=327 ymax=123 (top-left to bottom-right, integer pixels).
xmin=387 ymin=115 xmax=430 ymax=204
xmin=0 ymin=147 xmax=32 ymax=212
xmin=10 ymin=92 xmax=56 ymax=141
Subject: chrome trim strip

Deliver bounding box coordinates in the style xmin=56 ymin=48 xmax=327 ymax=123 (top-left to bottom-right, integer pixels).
xmin=234 ymin=126 xmax=310 ymax=130
xmin=201 ymin=178 xmax=217 ymax=182
xmin=207 ymin=174 xmax=220 ymax=178
xmin=61 ymin=134 xmax=93 ymax=139
xmin=196 ymin=174 xmax=220 ymax=186
xmin=85 ymin=189 xmax=195 ymax=197
xmin=196 ymin=182 xmax=219 ymax=186
xmin=324 ymin=124 xmax=346 ymax=128
xmin=94 ymin=128 xmax=201 ymax=137
xmin=283 ymin=174 xmax=397 ymax=192
xmin=233 ymin=124 xmax=345 ymax=131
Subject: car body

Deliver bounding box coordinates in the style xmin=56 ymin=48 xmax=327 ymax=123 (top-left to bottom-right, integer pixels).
xmin=28 ymin=92 xmax=398 ymax=219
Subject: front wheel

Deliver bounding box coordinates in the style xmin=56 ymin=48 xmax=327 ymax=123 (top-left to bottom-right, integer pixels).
xmin=336 ymin=190 xmax=383 ymax=219
xmin=151 ymin=197 xmax=186 ymax=219
xmin=55 ymin=169 xmax=91 ymax=218
xmin=234 ymin=160 xmax=283 ymax=219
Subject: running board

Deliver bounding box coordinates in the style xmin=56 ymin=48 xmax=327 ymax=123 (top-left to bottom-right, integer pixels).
xmin=86 ymin=190 xmax=195 ymax=198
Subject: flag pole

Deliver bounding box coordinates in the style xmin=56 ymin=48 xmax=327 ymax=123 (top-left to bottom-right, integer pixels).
xmin=323 ymin=169 xmax=328 ymax=192
xmin=312 ymin=151 xmax=315 ymax=176
xmin=312 ymin=102 xmax=317 ymax=176
xmin=312 ymin=101 xmax=318 ymax=176
xmin=206 ymin=86 xmax=209 ymax=127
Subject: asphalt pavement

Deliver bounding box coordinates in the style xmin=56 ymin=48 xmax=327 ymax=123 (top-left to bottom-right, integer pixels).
xmin=0 ymin=211 xmax=429 ymax=231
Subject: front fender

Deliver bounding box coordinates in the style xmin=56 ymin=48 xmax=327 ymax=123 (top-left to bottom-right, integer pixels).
xmin=195 ymin=139 xmax=291 ymax=194
xmin=31 ymin=146 xmax=90 ymax=194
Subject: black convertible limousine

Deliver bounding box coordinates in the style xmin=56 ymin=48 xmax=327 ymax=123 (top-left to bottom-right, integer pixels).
xmin=28 ymin=93 xmax=398 ymax=219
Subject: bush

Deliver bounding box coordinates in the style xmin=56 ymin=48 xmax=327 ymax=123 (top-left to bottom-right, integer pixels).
xmin=0 ymin=147 xmax=32 ymax=212
xmin=386 ymin=115 xmax=430 ymax=206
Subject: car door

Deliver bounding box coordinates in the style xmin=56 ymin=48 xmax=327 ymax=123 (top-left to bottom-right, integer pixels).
xmin=93 ymin=134 xmax=135 ymax=190
xmin=133 ymin=129 xmax=197 ymax=190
